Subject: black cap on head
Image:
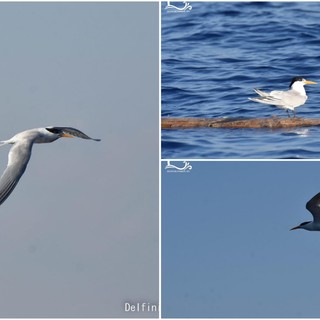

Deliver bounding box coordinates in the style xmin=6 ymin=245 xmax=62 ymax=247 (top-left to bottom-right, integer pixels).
xmin=46 ymin=127 xmax=61 ymax=135
xmin=289 ymin=76 xmax=304 ymax=88
xmin=299 ymin=221 xmax=312 ymax=226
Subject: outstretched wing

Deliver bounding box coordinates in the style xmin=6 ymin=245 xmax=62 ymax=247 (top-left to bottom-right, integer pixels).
xmin=0 ymin=141 xmax=33 ymax=206
xmin=306 ymin=192 xmax=320 ymax=223
xmin=46 ymin=127 xmax=101 ymax=141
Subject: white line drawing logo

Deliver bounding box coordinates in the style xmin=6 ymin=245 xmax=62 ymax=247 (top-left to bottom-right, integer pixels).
xmin=165 ymin=161 xmax=192 ymax=172
xmin=165 ymin=1 xmax=192 ymax=12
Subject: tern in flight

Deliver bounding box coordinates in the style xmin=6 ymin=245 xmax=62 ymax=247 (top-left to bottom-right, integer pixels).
xmin=291 ymin=192 xmax=320 ymax=231
xmin=249 ymin=76 xmax=317 ymax=117
xmin=0 ymin=126 xmax=100 ymax=206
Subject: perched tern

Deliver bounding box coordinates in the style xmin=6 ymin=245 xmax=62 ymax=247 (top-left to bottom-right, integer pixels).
xmin=290 ymin=192 xmax=320 ymax=231
xmin=249 ymin=77 xmax=317 ymax=117
xmin=0 ymin=127 xmax=100 ymax=206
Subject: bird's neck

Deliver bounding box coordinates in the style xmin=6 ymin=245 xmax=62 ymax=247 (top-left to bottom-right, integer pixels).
xmin=291 ymin=82 xmax=306 ymax=95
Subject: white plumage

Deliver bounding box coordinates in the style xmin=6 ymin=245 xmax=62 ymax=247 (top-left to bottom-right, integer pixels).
xmin=0 ymin=127 xmax=100 ymax=206
xmin=249 ymin=77 xmax=317 ymax=117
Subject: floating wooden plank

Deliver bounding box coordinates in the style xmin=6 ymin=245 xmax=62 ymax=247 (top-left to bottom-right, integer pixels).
xmin=162 ymin=117 xmax=320 ymax=129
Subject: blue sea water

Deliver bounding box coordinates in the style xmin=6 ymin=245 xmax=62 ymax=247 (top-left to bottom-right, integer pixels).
xmin=161 ymin=2 xmax=320 ymax=159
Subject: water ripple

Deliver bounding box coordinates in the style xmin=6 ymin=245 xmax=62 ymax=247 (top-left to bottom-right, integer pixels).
xmin=162 ymin=2 xmax=320 ymax=158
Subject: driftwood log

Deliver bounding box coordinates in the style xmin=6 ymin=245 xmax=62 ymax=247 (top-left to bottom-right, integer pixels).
xmin=162 ymin=117 xmax=320 ymax=129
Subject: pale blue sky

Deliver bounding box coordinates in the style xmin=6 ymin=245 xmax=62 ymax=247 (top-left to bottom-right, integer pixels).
xmin=162 ymin=161 xmax=320 ymax=317
xmin=0 ymin=3 xmax=158 ymax=317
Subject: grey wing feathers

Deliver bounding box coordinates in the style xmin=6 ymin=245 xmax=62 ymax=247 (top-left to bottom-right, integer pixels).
xmin=271 ymin=91 xmax=306 ymax=107
xmin=253 ymin=89 xmax=270 ymax=97
xmin=0 ymin=165 xmax=23 ymax=205
xmin=57 ymin=127 xmax=101 ymax=141
xmin=0 ymin=142 xmax=33 ymax=206
xmin=249 ymin=89 xmax=307 ymax=108
xmin=306 ymin=192 xmax=320 ymax=223
xmin=249 ymin=89 xmax=283 ymax=106
xmin=249 ymin=96 xmax=283 ymax=106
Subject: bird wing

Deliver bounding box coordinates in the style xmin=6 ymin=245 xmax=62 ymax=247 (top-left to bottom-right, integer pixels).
xmin=249 ymin=90 xmax=307 ymax=109
xmin=306 ymin=192 xmax=320 ymax=223
xmin=269 ymin=90 xmax=307 ymax=108
xmin=0 ymin=141 xmax=33 ymax=206
xmin=253 ymin=88 xmax=270 ymax=97
xmin=249 ymin=96 xmax=282 ymax=105
xmin=49 ymin=127 xmax=101 ymax=141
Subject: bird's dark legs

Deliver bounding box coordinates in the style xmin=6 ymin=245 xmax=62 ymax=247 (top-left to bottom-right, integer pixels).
xmin=286 ymin=109 xmax=296 ymax=118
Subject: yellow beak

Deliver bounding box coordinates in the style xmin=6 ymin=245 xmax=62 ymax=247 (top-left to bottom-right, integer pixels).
xmin=304 ymin=80 xmax=317 ymax=85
